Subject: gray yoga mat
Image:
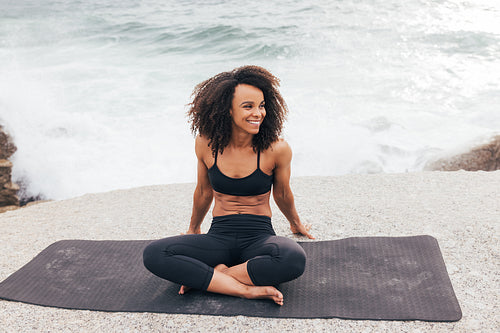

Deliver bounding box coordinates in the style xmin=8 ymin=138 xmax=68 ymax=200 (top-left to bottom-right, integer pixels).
xmin=0 ymin=236 xmax=461 ymax=321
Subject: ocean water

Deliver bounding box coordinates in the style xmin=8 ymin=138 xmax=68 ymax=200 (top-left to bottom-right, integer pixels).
xmin=1 ymin=0 xmax=499 ymax=200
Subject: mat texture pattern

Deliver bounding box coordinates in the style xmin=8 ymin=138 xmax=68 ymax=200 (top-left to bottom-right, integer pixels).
xmin=0 ymin=236 xmax=461 ymax=321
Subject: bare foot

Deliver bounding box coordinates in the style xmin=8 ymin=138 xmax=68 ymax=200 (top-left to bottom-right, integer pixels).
xmin=178 ymin=285 xmax=191 ymax=295
xmin=244 ymin=286 xmax=284 ymax=306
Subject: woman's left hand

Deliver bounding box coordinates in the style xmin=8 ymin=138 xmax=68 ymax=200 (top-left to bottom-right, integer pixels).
xmin=290 ymin=222 xmax=315 ymax=239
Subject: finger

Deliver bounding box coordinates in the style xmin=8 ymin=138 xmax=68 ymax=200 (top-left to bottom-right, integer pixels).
xmin=302 ymin=225 xmax=315 ymax=239
xmin=306 ymin=231 xmax=315 ymax=239
xmin=293 ymin=228 xmax=315 ymax=239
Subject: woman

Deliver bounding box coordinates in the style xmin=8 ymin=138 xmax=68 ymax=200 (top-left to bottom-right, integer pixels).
xmin=143 ymin=65 xmax=314 ymax=306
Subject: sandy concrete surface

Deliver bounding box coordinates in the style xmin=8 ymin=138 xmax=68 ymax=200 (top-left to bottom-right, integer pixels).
xmin=0 ymin=171 xmax=498 ymax=332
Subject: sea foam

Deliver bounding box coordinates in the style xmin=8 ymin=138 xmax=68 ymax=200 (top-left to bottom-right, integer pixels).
xmin=1 ymin=0 xmax=499 ymax=200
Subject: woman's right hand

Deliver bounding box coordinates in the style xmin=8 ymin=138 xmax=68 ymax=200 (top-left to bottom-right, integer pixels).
xmin=290 ymin=221 xmax=315 ymax=239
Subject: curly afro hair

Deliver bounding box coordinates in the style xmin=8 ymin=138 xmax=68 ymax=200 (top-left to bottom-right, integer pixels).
xmin=187 ymin=65 xmax=288 ymax=156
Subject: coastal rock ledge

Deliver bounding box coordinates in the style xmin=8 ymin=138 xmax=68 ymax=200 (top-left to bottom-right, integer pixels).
xmin=0 ymin=125 xmax=19 ymax=212
xmin=426 ymin=135 xmax=500 ymax=172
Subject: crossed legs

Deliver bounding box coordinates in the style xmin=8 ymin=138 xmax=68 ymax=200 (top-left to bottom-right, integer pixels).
xmin=143 ymin=233 xmax=305 ymax=306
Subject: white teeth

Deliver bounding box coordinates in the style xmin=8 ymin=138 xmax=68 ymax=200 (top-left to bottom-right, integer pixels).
xmin=248 ymin=120 xmax=260 ymax=124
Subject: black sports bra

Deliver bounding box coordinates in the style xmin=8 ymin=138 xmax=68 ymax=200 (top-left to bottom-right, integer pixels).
xmin=207 ymin=150 xmax=273 ymax=196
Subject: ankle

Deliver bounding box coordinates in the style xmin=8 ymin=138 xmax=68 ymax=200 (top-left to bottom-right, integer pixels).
xmin=240 ymin=284 xmax=254 ymax=299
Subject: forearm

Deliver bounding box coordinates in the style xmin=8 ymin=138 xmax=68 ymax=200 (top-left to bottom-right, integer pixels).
xmin=188 ymin=187 xmax=213 ymax=233
xmin=274 ymin=190 xmax=301 ymax=226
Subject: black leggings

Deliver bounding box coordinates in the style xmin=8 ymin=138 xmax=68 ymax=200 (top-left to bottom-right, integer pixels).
xmin=143 ymin=214 xmax=306 ymax=290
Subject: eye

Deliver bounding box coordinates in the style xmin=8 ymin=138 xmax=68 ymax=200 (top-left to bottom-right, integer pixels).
xmin=259 ymin=103 xmax=265 ymax=109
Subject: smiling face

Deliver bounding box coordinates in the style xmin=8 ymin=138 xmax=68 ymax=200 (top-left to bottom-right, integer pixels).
xmin=230 ymin=84 xmax=266 ymax=136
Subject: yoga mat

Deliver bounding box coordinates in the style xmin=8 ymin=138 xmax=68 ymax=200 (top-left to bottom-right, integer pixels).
xmin=0 ymin=236 xmax=461 ymax=321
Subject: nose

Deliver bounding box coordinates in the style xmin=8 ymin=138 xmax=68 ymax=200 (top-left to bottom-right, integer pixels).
xmin=252 ymin=106 xmax=264 ymax=117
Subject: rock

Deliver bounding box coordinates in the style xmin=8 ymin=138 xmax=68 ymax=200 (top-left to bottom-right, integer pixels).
xmin=426 ymin=135 xmax=500 ymax=172
xmin=3 ymin=182 xmax=20 ymax=191
xmin=0 ymin=188 xmax=20 ymax=206
xmin=0 ymin=160 xmax=12 ymax=184
xmin=0 ymin=126 xmax=20 ymax=209
xmin=0 ymin=159 xmax=13 ymax=168
xmin=0 ymin=174 xmax=10 ymax=184
xmin=0 ymin=125 xmax=17 ymax=159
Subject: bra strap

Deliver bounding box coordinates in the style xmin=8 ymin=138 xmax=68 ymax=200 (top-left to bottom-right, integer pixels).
xmin=257 ymin=150 xmax=261 ymax=169
xmin=214 ymin=150 xmax=218 ymax=165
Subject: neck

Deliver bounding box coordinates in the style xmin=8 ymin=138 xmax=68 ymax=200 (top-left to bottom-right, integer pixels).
xmin=229 ymin=128 xmax=254 ymax=149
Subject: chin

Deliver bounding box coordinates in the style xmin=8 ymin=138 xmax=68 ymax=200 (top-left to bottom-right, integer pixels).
xmin=249 ymin=128 xmax=260 ymax=135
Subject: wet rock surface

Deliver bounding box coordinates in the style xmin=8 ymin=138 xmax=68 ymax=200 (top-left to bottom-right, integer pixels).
xmin=0 ymin=125 xmax=19 ymax=209
xmin=426 ymin=135 xmax=500 ymax=172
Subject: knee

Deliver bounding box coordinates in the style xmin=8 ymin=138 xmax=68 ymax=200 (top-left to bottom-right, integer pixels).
xmin=142 ymin=241 xmax=164 ymax=273
xmin=282 ymin=246 xmax=306 ymax=280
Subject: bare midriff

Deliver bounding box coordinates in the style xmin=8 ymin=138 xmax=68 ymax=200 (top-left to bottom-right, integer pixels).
xmin=212 ymin=191 xmax=272 ymax=217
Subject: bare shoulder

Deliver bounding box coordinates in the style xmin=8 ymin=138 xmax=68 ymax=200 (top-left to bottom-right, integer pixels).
xmin=268 ymin=138 xmax=292 ymax=166
xmin=195 ymin=134 xmax=210 ymax=146
xmin=269 ymin=138 xmax=292 ymax=155
xmin=194 ymin=135 xmax=211 ymax=160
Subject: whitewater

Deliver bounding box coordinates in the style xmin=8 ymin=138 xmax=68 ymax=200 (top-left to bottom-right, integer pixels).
xmin=1 ymin=0 xmax=499 ymax=200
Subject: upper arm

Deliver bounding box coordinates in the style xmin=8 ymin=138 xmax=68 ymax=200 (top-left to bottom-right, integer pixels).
xmin=272 ymin=140 xmax=293 ymax=198
xmin=194 ymin=136 xmax=213 ymax=194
